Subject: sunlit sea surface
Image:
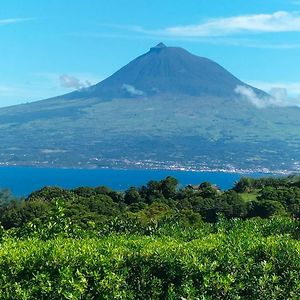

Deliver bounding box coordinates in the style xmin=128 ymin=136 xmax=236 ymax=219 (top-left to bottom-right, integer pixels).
xmin=0 ymin=167 xmax=271 ymax=197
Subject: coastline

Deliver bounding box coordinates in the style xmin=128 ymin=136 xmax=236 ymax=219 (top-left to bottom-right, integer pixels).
xmin=0 ymin=160 xmax=297 ymax=175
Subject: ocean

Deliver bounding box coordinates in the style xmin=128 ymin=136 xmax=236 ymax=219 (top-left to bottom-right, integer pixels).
xmin=0 ymin=166 xmax=269 ymax=197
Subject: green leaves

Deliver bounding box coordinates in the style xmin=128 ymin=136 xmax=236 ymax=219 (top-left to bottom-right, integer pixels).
xmin=1 ymin=176 xmax=300 ymax=298
xmin=0 ymin=218 xmax=299 ymax=299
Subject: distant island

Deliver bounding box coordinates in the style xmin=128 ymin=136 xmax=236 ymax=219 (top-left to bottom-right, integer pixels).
xmin=0 ymin=43 xmax=299 ymax=172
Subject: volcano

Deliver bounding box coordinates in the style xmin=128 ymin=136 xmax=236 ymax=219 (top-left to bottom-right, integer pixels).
xmin=65 ymin=42 xmax=265 ymax=100
xmin=0 ymin=43 xmax=299 ymax=172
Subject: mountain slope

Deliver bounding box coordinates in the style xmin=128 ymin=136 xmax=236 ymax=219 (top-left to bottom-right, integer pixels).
xmin=0 ymin=43 xmax=299 ymax=172
xmin=63 ymin=42 xmax=266 ymax=100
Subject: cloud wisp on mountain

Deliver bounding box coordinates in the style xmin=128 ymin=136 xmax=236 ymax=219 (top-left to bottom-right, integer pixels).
xmin=122 ymin=84 xmax=144 ymax=96
xmin=235 ymin=85 xmax=300 ymax=108
xmin=59 ymin=74 xmax=91 ymax=90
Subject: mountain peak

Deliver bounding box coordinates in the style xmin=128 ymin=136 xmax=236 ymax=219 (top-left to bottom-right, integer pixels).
xmin=155 ymin=42 xmax=167 ymax=48
xmin=65 ymin=43 xmax=267 ymax=100
xmin=150 ymin=42 xmax=167 ymax=51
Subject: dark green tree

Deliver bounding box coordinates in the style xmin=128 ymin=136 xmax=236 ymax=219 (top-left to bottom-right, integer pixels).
xmin=124 ymin=187 xmax=142 ymax=205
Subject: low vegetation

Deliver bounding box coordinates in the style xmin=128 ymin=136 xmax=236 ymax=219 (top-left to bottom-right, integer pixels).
xmin=0 ymin=175 xmax=300 ymax=299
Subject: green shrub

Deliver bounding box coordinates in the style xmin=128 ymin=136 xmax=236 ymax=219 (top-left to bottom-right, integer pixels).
xmin=0 ymin=218 xmax=299 ymax=299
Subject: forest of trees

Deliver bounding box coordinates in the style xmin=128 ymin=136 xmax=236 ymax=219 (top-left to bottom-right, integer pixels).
xmin=1 ymin=175 xmax=300 ymax=232
xmin=1 ymin=175 xmax=300 ymax=299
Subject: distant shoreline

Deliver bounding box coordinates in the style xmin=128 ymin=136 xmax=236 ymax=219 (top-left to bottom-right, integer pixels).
xmin=0 ymin=161 xmax=297 ymax=175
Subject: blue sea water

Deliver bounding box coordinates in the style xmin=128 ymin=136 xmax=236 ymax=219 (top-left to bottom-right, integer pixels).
xmin=0 ymin=167 xmax=268 ymax=197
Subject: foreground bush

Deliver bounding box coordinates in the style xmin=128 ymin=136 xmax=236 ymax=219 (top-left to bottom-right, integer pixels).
xmin=0 ymin=218 xmax=300 ymax=299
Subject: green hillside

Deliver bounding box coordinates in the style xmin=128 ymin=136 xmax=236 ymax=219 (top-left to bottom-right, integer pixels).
xmin=0 ymin=95 xmax=299 ymax=171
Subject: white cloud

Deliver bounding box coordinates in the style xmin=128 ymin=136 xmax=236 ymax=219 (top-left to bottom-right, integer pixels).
xmin=0 ymin=18 xmax=31 ymax=26
xmin=93 ymin=12 xmax=300 ymax=48
xmin=122 ymin=84 xmax=144 ymax=96
xmin=59 ymin=74 xmax=92 ymax=90
xmin=164 ymin=11 xmax=300 ymax=36
xmin=235 ymin=86 xmax=268 ymax=108
xmin=235 ymin=85 xmax=300 ymax=108
xmin=247 ymin=80 xmax=300 ymax=96
xmin=0 ymin=72 xmax=101 ymax=107
xmin=135 ymin=11 xmax=300 ymax=37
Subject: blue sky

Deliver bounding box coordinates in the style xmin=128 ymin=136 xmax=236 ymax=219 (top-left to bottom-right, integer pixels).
xmin=1 ymin=0 xmax=300 ymax=106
